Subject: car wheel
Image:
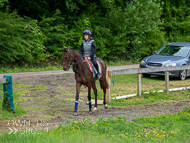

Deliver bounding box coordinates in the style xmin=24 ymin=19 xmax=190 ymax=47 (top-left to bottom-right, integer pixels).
xmin=178 ymin=69 xmax=186 ymax=80
xmin=143 ymin=74 xmax=151 ymax=78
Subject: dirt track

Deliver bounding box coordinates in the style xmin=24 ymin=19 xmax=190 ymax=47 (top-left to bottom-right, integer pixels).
xmin=0 ymin=64 xmax=190 ymax=132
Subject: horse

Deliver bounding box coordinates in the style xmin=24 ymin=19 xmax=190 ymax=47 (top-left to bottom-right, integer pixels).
xmin=62 ymin=47 xmax=109 ymax=116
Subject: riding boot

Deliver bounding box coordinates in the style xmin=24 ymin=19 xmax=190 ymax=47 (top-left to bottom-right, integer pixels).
xmin=95 ymin=64 xmax=99 ymax=79
xmin=91 ymin=57 xmax=99 ymax=79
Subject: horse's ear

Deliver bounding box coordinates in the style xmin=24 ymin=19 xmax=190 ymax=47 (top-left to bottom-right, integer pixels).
xmin=63 ymin=47 xmax=68 ymax=52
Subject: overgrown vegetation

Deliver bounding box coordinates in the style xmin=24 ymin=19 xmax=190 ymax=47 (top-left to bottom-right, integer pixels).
xmin=1 ymin=0 xmax=190 ymax=68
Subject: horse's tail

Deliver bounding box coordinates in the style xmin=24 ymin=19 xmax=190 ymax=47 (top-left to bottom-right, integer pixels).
xmin=100 ymin=78 xmax=109 ymax=89
xmin=105 ymin=78 xmax=109 ymax=89
xmin=105 ymin=65 xmax=109 ymax=89
xmin=100 ymin=64 xmax=109 ymax=89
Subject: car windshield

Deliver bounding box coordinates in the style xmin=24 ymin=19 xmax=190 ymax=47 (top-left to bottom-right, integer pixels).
xmin=156 ymin=46 xmax=190 ymax=57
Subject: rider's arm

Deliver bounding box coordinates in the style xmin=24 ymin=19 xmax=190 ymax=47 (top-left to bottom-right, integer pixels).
xmin=79 ymin=43 xmax=83 ymax=57
xmin=90 ymin=41 xmax=96 ymax=59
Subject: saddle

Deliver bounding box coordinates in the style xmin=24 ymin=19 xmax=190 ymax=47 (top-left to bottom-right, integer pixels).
xmin=84 ymin=57 xmax=102 ymax=79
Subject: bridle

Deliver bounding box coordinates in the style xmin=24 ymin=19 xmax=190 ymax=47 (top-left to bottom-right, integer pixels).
xmin=63 ymin=49 xmax=74 ymax=66
xmin=63 ymin=49 xmax=85 ymax=71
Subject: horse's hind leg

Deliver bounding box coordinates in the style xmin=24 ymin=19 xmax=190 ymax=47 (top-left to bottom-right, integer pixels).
xmin=99 ymin=78 xmax=108 ymax=109
xmin=74 ymin=82 xmax=82 ymax=116
xmin=88 ymin=86 xmax=92 ymax=113
xmin=92 ymin=82 xmax=98 ymax=111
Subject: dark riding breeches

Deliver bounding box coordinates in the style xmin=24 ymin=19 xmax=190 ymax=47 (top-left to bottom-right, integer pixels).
xmin=91 ymin=57 xmax=99 ymax=72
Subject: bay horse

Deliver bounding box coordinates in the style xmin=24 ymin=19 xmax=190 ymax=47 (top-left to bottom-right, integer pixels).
xmin=62 ymin=48 xmax=108 ymax=116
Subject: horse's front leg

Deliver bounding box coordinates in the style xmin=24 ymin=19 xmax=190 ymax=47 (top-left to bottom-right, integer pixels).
xmin=92 ymin=83 xmax=98 ymax=111
xmin=88 ymin=86 xmax=92 ymax=113
xmin=74 ymin=82 xmax=82 ymax=116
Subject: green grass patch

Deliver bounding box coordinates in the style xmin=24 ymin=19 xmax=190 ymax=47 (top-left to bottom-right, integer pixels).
xmin=111 ymin=74 xmax=190 ymax=95
xmin=75 ymin=73 xmax=190 ymax=102
xmin=1 ymin=107 xmax=190 ymax=143
xmin=0 ymin=83 xmax=27 ymax=121
xmin=91 ymin=91 xmax=104 ymax=100
xmin=105 ymin=60 xmax=139 ymax=66
xmin=0 ymin=94 xmax=27 ymax=121
xmin=110 ymin=90 xmax=190 ymax=106
xmin=13 ymin=84 xmax=32 ymax=88
xmin=0 ymin=65 xmax=63 ymax=74
xmin=91 ymin=74 xmax=190 ymax=101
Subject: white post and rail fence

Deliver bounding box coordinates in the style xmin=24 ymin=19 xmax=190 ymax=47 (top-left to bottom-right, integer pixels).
xmin=106 ymin=65 xmax=190 ymax=103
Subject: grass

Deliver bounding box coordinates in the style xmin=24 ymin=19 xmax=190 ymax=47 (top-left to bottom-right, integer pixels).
xmin=0 ymin=72 xmax=190 ymax=142
xmin=110 ymin=90 xmax=190 ymax=106
xmin=110 ymin=74 xmax=190 ymax=96
xmin=0 ymin=84 xmax=27 ymax=121
xmin=90 ymin=74 xmax=190 ymax=103
xmin=106 ymin=74 xmax=190 ymax=106
xmin=0 ymin=65 xmax=63 ymax=74
xmin=1 ymin=107 xmax=190 ymax=143
xmin=105 ymin=60 xmax=139 ymax=66
xmin=91 ymin=91 xmax=104 ymax=100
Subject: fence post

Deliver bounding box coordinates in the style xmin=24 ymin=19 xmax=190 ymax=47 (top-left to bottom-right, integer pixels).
xmin=137 ymin=73 xmax=141 ymax=96
xmin=165 ymin=71 xmax=169 ymax=93
xmin=2 ymin=75 xmax=15 ymax=113
xmin=106 ymin=71 xmax=112 ymax=103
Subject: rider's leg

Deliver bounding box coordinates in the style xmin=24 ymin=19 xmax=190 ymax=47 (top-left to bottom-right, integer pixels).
xmin=91 ymin=57 xmax=99 ymax=72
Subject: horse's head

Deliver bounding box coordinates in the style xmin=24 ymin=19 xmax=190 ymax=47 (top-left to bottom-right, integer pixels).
xmin=63 ymin=47 xmax=75 ymax=71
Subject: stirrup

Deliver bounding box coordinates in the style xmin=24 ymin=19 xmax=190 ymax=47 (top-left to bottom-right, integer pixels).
xmin=96 ymin=73 xmax=100 ymax=79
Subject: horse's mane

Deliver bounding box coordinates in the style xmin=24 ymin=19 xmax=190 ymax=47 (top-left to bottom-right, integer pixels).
xmin=68 ymin=48 xmax=83 ymax=59
xmin=71 ymin=48 xmax=79 ymax=52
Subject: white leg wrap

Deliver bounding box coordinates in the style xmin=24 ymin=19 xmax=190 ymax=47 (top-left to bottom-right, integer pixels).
xmin=93 ymin=107 xmax=97 ymax=111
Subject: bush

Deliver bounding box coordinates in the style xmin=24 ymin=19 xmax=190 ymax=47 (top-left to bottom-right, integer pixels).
xmin=39 ymin=10 xmax=82 ymax=59
xmin=0 ymin=11 xmax=47 ymax=66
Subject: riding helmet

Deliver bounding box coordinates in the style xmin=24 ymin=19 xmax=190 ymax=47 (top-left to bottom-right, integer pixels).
xmin=83 ymin=30 xmax=91 ymax=36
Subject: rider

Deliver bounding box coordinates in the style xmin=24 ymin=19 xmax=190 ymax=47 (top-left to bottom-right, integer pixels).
xmin=79 ymin=29 xmax=99 ymax=78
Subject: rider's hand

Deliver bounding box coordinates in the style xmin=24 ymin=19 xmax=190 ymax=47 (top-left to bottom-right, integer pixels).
xmin=88 ymin=57 xmax=91 ymax=60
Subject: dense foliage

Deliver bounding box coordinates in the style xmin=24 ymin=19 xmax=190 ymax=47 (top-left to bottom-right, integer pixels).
xmin=0 ymin=0 xmax=190 ymax=66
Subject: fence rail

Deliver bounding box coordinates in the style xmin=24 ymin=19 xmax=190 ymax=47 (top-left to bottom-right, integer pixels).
xmin=106 ymin=65 xmax=190 ymax=103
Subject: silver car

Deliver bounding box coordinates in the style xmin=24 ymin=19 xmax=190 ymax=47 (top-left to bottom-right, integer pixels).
xmin=139 ymin=42 xmax=190 ymax=80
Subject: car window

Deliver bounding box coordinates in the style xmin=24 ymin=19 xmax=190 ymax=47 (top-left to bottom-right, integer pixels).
xmin=157 ymin=46 xmax=170 ymax=55
xmin=157 ymin=46 xmax=190 ymax=57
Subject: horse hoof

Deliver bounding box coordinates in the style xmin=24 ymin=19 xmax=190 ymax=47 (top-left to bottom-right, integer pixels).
xmin=89 ymin=111 xmax=92 ymax=114
xmin=93 ymin=107 xmax=97 ymax=111
xmin=104 ymin=104 xmax=108 ymax=109
xmin=74 ymin=112 xmax=78 ymax=116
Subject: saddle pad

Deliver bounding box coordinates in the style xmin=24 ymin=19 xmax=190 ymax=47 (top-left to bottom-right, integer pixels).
xmin=84 ymin=56 xmax=102 ymax=79
xmin=86 ymin=60 xmax=96 ymax=78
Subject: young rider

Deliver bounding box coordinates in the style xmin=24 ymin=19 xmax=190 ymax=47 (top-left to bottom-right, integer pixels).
xmin=79 ymin=29 xmax=99 ymax=78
